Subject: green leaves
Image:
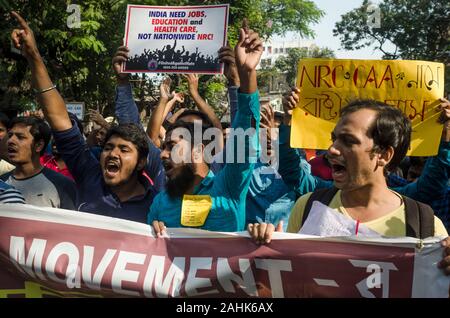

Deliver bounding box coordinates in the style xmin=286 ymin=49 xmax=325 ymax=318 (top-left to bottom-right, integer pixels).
xmin=1 ymin=0 xmax=324 ymax=115
xmin=334 ymin=0 xmax=449 ymax=62
xmin=333 ymin=0 xmax=449 ymax=92
xmin=69 ymin=35 xmax=106 ymax=54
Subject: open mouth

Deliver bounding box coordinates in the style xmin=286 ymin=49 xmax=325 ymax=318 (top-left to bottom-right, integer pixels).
xmin=331 ymin=162 xmax=347 ymax=180
xmin=162 ymin=160 xmax=173 ymax=172
xmin=162 ymin=160 xmax=178 ymax=178
xmin=7 ymin=146 xmax=18 ymax=156
xmin=105 ymin=160 xmax=120 ymax=177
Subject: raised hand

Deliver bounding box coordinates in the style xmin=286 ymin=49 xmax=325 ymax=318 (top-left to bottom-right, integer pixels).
xmin=183 ymin=73 xmax=199 ymax=94
xmin=281 ymin=87 xmax=301 ymax=125
xmin=87 ymin=109 xmax=109 ymax=129
xmin=218 ymin=44 xmax=240 ymax=87
xmin=282 ymin=87 xmax=300 ymax=117
xmin=112 ymin=46 xmax=130 ymax=82
xmin=260 ymin=103 xmax=275 ymax=130
xmin=260 ymin=103 xmax=275 ymax=158
xmin=167 ymin=108 xmax=186 ymax=124
xmin=159 ymin=77 xmax=172 ymax=99
xmin=234 ymin=19 xmax=263 ymax=74
xmin=10 ymin=11 xmax=72 ymax=132
xmin=10 ymin=11 xmax=40 ymax=61
xmin=172 ymin=92 xmax=185 ymax=104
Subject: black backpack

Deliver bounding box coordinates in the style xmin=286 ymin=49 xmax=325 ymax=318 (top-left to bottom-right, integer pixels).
xmin=303 ymin=187 xmax=435 ymax=239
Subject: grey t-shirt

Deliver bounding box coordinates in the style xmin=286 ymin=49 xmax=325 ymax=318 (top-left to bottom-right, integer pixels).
xmin=0 ymin=167 xmax=77 ymax=210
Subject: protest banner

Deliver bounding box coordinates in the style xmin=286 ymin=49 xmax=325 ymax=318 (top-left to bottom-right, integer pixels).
xmin=0 ymin=204 xmax=448 ymax=298
xmin=65 ymin=102 xmax=85 ymax=120
xmin=123 ymin=4 xmax=229 ymax=74
xmin=291 ymin=59 xmax=445 ymax=156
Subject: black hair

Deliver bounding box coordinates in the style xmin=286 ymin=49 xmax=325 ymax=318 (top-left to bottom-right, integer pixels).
xmin=9 ymin=116 xmax=51 ymax=155
xmin=340 ymin=99 xmax=412 ymax=172
xmin=176 ymin=110 xmax=214 ymax=127
xmin=221 ymin=122 xmax=231 ymax=130
xmin=0 ymin=112 xmax=10 ymax=128
xmin=409 ymin=156 xmax=427 ymax=168
xmin=103 ymin=123 xmax=149 ymax=163
xmin=165 ymin=119 xmax=218 ymax=161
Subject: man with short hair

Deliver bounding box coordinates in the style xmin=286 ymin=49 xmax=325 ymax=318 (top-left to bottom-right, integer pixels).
xmin=286 ymin=100 xmax=447 ymax=236
xmin=0 ymin=116 xmax=76 ymax=209
xmin=250 ymin=99 xmax=448 ymax=237
xmin=248 ymin=98 xmax=450 ymax=278
xmin=11 ymin=12 xmax=161 ymax=222
xmin=248 ymin=100 xmax=450 ymax=277
xmin=148 ymin=21 xmax=263 ymax=233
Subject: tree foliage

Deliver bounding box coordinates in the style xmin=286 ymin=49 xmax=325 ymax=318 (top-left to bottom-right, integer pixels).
xmin=333 ymin=0 xmax=449 ymax=92
xmin=0 ymin=0 xmax=323 ymax=116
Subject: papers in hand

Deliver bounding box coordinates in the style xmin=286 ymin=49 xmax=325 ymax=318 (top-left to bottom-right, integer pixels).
xmin=299 ymin=201 xmax=381 ymax=238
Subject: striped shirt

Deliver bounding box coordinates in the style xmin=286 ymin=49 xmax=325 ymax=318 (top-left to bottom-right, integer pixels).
xmin=0 ymin=183 xmax=25 ymax=204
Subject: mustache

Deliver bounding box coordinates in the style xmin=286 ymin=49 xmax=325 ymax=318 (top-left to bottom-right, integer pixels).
xmin=162 ymin=159 xmax=173 ymax=171
xmin=327 ymin=154 xmax=345 ymax=166
xmin=7 ymin=144 xmax=18 ymax=151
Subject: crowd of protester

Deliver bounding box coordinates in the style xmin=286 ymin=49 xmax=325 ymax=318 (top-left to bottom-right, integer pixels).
xmin=2 ymin=11 xmax=450 ymax=283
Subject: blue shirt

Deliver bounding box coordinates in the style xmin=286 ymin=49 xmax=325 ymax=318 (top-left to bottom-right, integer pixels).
xmin=211 ymin=86 xmax=295 ymax=229
xmin=53 ymin=122 xmax=157 ymax=223
xmin=245 ymin=162 xmax=295 ymax=230
xmin=148 ymin=91 xmax=261 ymax=231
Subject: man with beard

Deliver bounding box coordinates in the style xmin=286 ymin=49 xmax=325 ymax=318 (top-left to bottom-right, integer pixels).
xmin=0 ymin=116 xmax=76 ymax=209
xmin=148 ymin=21 xmax=263 ymax=234
xmin=11 ymin=12 xmax=160 ymax=222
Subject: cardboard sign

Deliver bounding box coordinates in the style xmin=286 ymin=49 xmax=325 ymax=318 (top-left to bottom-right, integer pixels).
xmin=181 ymin=194 xmax=212 ymax=227
xmin=123 ymin=4 xmax=229 ymax=74
xmin=65 ymin=102 xmax=85 ymax=120
xmin=291 ymin=59 xmax=445 ymax=156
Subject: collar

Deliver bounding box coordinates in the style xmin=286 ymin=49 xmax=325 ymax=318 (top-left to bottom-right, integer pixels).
xmin=193 ymin=170 xmax=215 ymax=193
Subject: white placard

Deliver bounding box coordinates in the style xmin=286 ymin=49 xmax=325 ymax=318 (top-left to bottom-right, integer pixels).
xmin=65 ymin=102 xmax=85 ymax=120
xmin=123 ymin=4 xmax=229 ymax=74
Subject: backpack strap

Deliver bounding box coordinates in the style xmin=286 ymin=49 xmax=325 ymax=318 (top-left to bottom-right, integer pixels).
xmin=402 ymin=195 xmax=435 ymax=239
xmin=302 ymin=187 xmax=339 ymax=225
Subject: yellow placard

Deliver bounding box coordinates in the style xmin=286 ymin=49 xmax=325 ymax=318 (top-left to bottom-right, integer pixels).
xmin=181 ymin=195 xmax=212 ymax=227
xmin=292 ymin=59 xmax=445 ymax=156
